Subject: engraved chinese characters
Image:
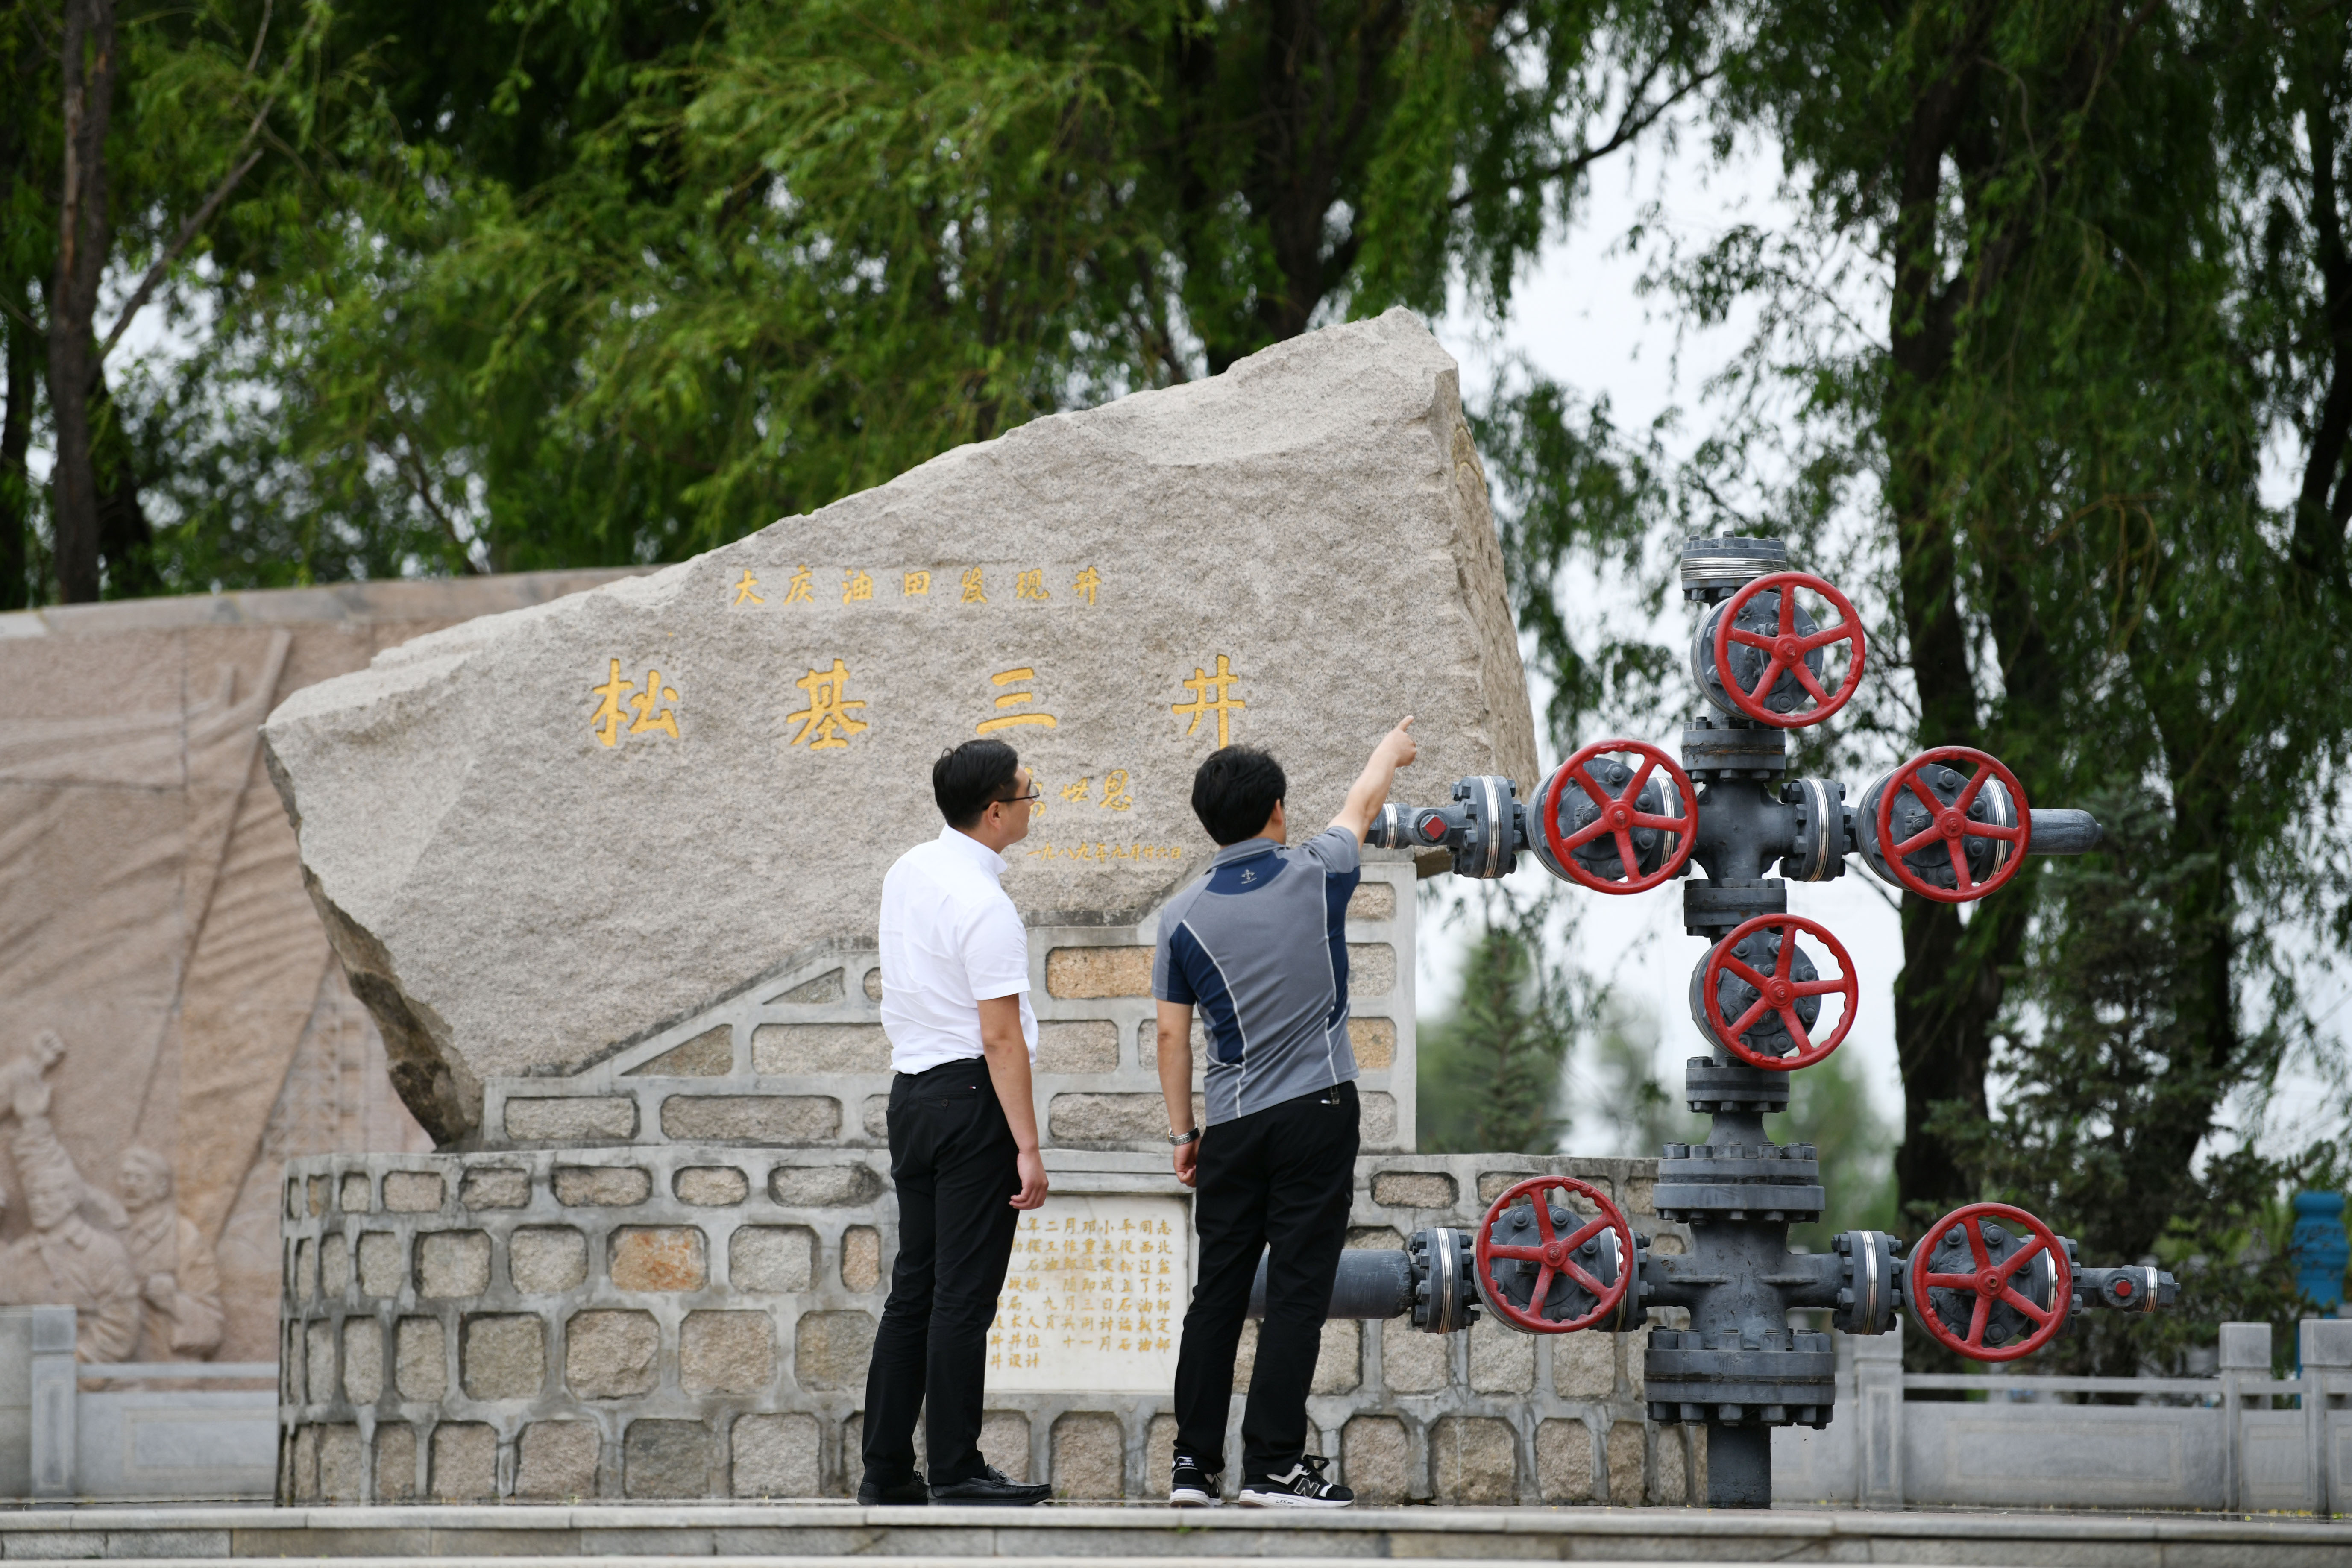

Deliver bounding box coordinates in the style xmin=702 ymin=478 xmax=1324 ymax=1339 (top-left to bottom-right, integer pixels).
xmin=668 ymin=556 xmax=1250 ymax=761
xmin=590 ymin=660 xmax=680 ymax=747
xmin=730 ymin=563 xmax=1104 ymax=614
xmin=784 ymin=661 xmax=868 ymax=751
xmin=981 ymin=668 xmax=1056 ymax=735
xmin=1172 ymin=656 xmax=1247 ymax=748
xmin=988 ymin=1195 xmax=1188 ymax=1393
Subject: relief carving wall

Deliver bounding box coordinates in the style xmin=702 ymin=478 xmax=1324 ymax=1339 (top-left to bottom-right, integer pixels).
xmin=0 ymin=572 xmax=641 ymax=1360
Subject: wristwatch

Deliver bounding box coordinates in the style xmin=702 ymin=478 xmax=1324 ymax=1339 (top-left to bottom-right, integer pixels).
xmin=1167 ymin=1128 xmax=1201 ymax=1147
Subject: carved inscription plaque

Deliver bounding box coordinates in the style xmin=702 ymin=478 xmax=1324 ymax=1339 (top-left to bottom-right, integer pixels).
xmin=986 ymin=1195 xmax=1188 ymax=1393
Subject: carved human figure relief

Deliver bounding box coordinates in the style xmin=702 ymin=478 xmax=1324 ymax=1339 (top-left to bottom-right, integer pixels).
xmin=118 ymin=1146 xmax=223 ymax=1360
xmin=0 ymin=1123 xmax=141 ymax=1362
xmin=0 ymin=1031 xmax=65 ymax=1127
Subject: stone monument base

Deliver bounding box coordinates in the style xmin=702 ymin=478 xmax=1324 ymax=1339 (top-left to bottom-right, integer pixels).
xmin=281 ymin=1148 xmax=1691 ymax=1505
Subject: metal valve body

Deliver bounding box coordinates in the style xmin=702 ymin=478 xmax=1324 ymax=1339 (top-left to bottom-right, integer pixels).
xmin=1357 ymin=535 xmax=2179 ymax=1509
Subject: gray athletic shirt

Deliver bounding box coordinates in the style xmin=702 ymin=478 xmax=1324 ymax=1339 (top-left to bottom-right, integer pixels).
xmin=1151 ymin=827 xmax=1361 ymax=1125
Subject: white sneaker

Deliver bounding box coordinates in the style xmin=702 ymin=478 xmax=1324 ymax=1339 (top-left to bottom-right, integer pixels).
xmin=1236 ymin=1454 xmax=1353 ymax=1508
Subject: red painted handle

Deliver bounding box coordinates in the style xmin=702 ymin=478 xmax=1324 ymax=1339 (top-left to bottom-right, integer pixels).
xmin=1698 ymin=913 xmax=1858 ymax=1070
xmin=1539 ymin=739 xmax=1699 ymax=895
xmin=1711 ymin=571 xmax=1866 ymax=728
xmin=1874 ymin=747 xmax=2032 ymax=903
xmin=1473 ymin=1175 xmax=1635 ymax=1334
xmin=1907 ymin=1202 xmax=2073 ymax=1362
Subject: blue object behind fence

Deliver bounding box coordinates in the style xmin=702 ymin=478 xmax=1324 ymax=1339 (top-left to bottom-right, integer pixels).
xmin=2289 ymin=1190 xmax=2347 ymax=1314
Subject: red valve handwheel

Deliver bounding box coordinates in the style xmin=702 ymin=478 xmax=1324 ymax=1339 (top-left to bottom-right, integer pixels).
xmin=1540 ymin=739 xmax=1698 ymax=895
xmin=1698 ymin=913 xmax=1858 ymax=1071
xmin=1712 ymin=571 xmax=1867 ymax=729
xmin=1874 ymin=747 xmax=2032 ymax=904
xmin=1907 ymin=1202 xmax=2072 ymax=1362
xmin=1473 ymin=1175 xmax=1635 ymax=1335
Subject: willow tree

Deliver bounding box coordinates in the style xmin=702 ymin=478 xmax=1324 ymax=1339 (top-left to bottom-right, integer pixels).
xmin=119 ymin=0 xmax=1728 ymax=587
xmin=1487 ymin=0 xmax=2352 ymax=1365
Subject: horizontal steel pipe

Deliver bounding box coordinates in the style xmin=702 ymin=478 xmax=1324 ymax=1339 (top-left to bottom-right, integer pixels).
xmin=1245 ymin=1247 xmax=1415 ymax=1322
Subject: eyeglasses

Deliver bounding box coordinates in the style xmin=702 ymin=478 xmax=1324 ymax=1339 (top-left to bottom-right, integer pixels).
xmin=996 ymin=791 xmax=1042 ymax=806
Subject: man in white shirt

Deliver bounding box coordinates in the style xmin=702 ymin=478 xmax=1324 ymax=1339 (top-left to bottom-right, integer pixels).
xmin=858 ymin=738 xmax=1052 ymax=1507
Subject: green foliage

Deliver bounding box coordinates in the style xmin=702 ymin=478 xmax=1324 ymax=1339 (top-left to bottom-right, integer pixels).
xmin=1575 ymin=996 xmax=1700 ymax=1157
xmin=1563 ymin=994 xmax=1893 ymax=1252
xmin=1419 ymin=911 xmax=1576 ymax=1155
xmin=9 ymin=0 xmax=1729 ymax=592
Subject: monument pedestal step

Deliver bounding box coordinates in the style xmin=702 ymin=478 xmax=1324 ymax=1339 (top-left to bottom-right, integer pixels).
xmin=0 ymin=1504 xmax=2342 ymax=1565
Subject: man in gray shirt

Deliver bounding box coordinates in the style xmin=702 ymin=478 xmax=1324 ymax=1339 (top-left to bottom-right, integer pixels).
xmin=1152 ymin=720 xmax=1416 ymax=1508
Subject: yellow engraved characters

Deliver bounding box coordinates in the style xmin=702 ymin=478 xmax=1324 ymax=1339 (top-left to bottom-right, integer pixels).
xmin=980 ymin=667 xmax=1057 ymax=734
xmin=727 ymin=564 xmax=1093 ymax=607
xmin=784 ymin=660 xmax=869 ymax=751
xmin=590 ymin=660 xmax=681 ymax=748
xmin=1100 ymin=769 xmax=1133 ymax=810
xmin=1172 ymin=655 xmax=1246 ymax=747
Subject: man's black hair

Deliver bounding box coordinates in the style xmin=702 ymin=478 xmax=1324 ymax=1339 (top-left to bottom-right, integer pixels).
xmin=1191 ymin=746 xmax=1286 ymax=846
xmin=935 ymin=739 xmax=1023 ymax=829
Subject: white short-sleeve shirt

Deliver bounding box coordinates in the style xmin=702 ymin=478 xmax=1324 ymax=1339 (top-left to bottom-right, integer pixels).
xmin=877 ymin=826 xmax=1039 ymax=1073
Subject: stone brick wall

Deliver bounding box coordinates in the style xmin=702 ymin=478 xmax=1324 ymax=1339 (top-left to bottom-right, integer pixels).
xmin=471 ymin=859 xmax=1420 ymax=1157
xmin=279 ymin=1147 xmax=1695 ymax=1505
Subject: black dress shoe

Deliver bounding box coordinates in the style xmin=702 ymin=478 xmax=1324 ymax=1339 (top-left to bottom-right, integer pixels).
xmin=929 ymin=1464 xmax=1052 ymax=1505
xmin=856 ymin=1471 xmax=930 ymax=1505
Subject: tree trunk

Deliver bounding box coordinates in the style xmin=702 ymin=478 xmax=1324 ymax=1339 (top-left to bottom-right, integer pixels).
xmin=48 ymin=0 xmax=118 ymax=604
xmin=0 ymin=304 xmax=31 ymax=612
xmin=1882 ymin=42 xmax=1999 ymax=1224
xmin=90 ymin=365 xmax=155 ymax=596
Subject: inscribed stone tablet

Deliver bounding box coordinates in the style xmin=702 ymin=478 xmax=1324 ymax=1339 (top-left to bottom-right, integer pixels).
xmin=264 ymin=308 xmax=1536 ymax=1140
xmin=988 ymin=1195 xmax=1188 ymax=1393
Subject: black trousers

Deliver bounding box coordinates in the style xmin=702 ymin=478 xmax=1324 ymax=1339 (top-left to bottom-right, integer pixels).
xmin=861 ymin=1057 xmax=1023 ymax=1488
xmin=1171 ymin=1080 xmax=1359 ymax=1480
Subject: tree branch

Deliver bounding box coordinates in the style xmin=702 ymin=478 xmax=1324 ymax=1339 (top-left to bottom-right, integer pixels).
xmin=96 ymin=139 xmax=264 ymax=366
xmin=96 ymin=0 xmax=277 ymax=366
xmin=1449 ymin=63 xmax=1719 ymax=212
xmin=372 ymin=422 xmax=488 ymax=575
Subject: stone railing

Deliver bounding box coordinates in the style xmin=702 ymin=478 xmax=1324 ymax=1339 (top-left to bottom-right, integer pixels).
xmin=1775 ymin=1317 xmax=2352 ymax=1512
xmin=0 ymin=1307 xmax=275 ymax=1501
xmin=278 ymin=1149 xmax=1704 ymax=1505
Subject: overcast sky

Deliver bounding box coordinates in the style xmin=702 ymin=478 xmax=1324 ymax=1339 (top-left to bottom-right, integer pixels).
xmin=1414 ymin=124 xmax=1915 ymax=1145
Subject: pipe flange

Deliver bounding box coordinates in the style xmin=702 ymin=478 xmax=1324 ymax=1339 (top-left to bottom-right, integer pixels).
xmin=1651 ymin=1182 xmax=1828 ymax=1224
xmin=1682 ymin=879 xmax=1788 ymax=939
xmin=1657 ymin=1142 xmax=1822 ymax=1185
xmin=1780 ymin=777 xmax=1848 ymax=882
xmin=1409 ymin=1226 xmax=1478 ymax=1335
xmin=1680 ymin=1057 xmax=1792 ymax=1115
xmin=1680 ymin=536 xmax=1790 ymax=600
xmin=1832 ymin=1230 xmax=1900 ymax=1334
xmin=1680 ymin=720 xmax=1788 ymax=782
